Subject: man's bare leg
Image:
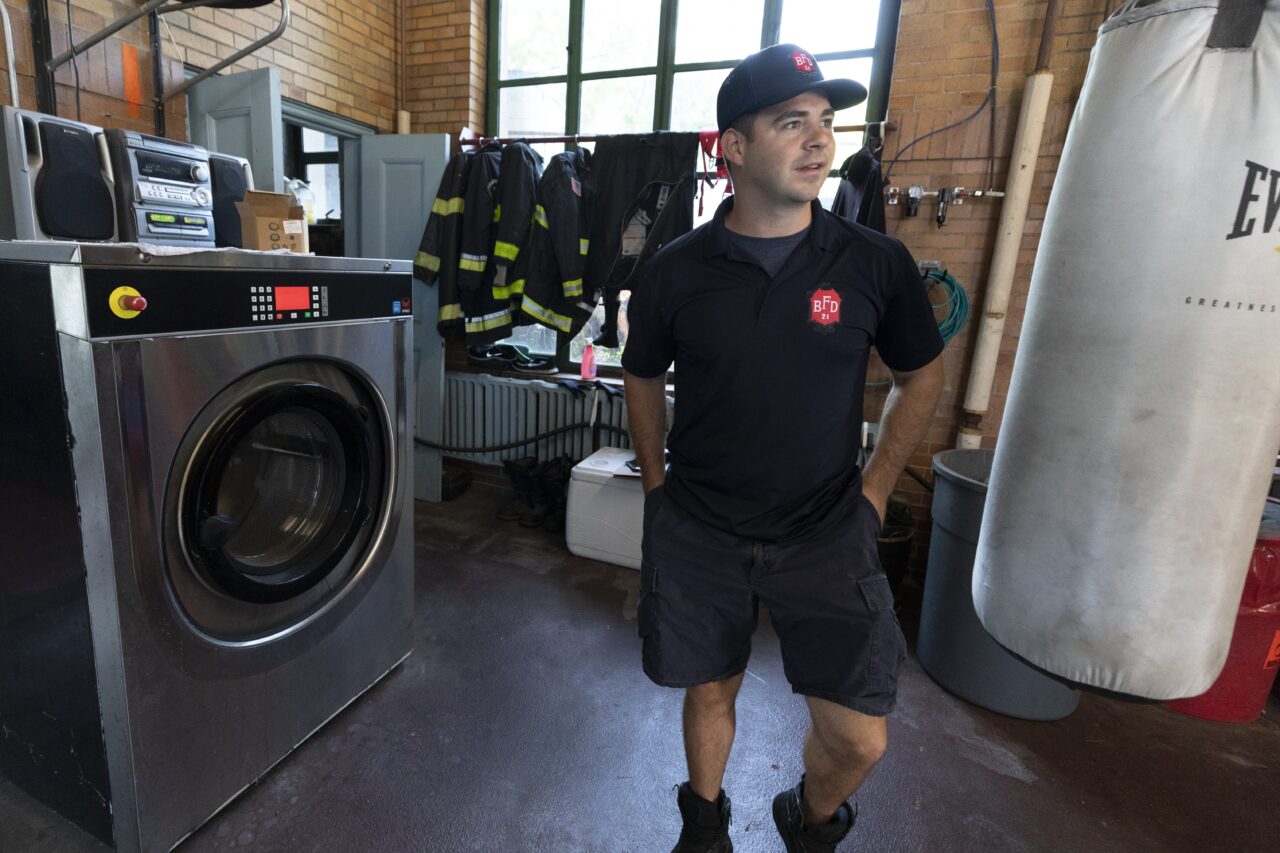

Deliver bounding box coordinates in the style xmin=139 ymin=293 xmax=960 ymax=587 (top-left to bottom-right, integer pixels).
xmin=800 ymin=696 xmax=888 ymax=823
xmin=684 ymin=673 xmax=746 ymax=801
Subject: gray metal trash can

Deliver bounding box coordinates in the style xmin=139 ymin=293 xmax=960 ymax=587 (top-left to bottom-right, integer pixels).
xmin=917 ymin=449 xmax=1080 ymax=720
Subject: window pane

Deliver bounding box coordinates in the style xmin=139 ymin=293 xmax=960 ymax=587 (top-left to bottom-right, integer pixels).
xmin=779 ymin=0 xmax=881 ymax=55
xmin=816 ymin=57 xmax=873 ymax=175
xmin=500 ymin=324 xmax=559 ymax=358
xmin=301 ymin=128 xmax=338 ymax=153
xmin=305 ymin=163 xmax=341 ymax=219
xmin=569 ymin=291 xmax=630 ymax=367
xmin=693 ymin=178 xmax=732 ymax=229
xmin=501 ymin=0 xmax=570 ymax=80
xmin=669 ymin=68 xmax=724 ymax=132
xmin=580 ymin=76 xmax=656 ymax=134
xmin=500 ymin=84 xmax=568 ymax=138
xmin=676 ymin=0 xmax=765 ymax=64
xmin=817 ymin=174 xmax=842 ymax=213
xmin=528 ymin=142 xmax=567 ymax=164
xmin=582 ymin=0 xmax=661 ymax=73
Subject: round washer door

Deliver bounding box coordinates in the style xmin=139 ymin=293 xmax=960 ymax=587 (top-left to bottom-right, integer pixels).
xmin=165 ymin=360 xmax=390 ymax=643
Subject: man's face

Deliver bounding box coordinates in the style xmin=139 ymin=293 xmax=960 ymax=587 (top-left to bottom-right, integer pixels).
xmin=728 ymin=91 xmax=836 ymax=207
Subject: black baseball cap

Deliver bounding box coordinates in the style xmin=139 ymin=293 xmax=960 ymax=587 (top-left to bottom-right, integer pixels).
xmin=717 ymin=43 xmax=868 ymax=134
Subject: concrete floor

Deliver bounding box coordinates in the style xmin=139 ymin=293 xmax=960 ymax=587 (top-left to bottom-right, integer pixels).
xmin=2 ymin=485 xmax=1277 ymax=852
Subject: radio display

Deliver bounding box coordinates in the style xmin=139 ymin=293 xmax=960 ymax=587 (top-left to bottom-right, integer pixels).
xmin=274 ymin=286 xmax=311 ymax=311
xmin=136 ymin=151 xmax=193 ymax=183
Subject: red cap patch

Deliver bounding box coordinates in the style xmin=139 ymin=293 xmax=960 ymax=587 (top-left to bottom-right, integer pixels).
xmin=810 ymin=288 xmax=841 ymax=326
xmin=792 ymin=51 xmax=816 ymax=73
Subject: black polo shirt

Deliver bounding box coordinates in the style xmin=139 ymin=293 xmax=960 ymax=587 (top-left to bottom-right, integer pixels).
xmin=622 ymin=196 xmax=943 ymax=543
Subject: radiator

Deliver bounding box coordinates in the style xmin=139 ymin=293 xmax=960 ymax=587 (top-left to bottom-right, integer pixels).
xmin=442 ymin=371 xmax=632 ymax=465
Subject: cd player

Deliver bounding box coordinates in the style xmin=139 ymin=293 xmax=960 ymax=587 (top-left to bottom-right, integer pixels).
xmin=106 ymin=129 xmax=216 ymax=247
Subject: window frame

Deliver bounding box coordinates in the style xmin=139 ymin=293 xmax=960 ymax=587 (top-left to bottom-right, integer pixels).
xmin=486 ymin=0 xmax=902 ymax=371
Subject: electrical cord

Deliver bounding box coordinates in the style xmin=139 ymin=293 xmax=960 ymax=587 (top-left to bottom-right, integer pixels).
xmin=884 ymin=0 xmax=999 ymax=184
xmin=905 ymin=466 xmax=935 ymax=493
xmin=927 ymin=269 xmax=970 ymax=346
xmin=867 ymin=270 xmax=970 ymax=387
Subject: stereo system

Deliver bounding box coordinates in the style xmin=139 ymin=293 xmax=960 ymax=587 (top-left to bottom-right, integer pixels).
xmin=106 ymin=129 xmax=216 ymax=247
xmin=0 ymin=106 xmax=256 ymax=248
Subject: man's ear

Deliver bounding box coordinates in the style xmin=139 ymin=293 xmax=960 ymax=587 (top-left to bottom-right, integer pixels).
xmin=721 ymin=128 xmax=747 ymax=169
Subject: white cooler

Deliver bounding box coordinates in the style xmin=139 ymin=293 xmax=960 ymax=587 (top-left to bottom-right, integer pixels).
xmin=566 ymin=447 xmax=646 ymax=570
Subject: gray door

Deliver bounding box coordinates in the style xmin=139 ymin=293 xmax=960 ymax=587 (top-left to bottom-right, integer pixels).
xmin=187 ymin=68 xmax=284 ymax=193
xmin=349 ymin=133 xmax=451 ymax=502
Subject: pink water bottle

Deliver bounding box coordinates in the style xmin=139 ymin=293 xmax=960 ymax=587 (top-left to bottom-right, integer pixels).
xmin=580 ymin=343 xmax=597 ymax=379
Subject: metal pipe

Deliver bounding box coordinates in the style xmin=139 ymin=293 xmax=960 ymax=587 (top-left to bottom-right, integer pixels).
xmin=163 ymin=0 xmax=291 ymax=101
xmin=957 ymin=0 xmax=1064 ymax=450
xmin=47 ymin=0 xmax=170 ymax=73
xmin=0 ymin=2 xmax=18 ymax=108
xmin=48 ymin=0 xmax=288 ymax=92
xmin=460 ymin=121 xmax=896 ymax=147
xmin=956 ymin=72 xmax=1053 ymax=450
xmin=1036 ymin=0 xmax=1065 ymax=72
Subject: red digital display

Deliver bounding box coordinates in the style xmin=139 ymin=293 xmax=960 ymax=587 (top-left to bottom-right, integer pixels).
xmin=274 ymin=286 xmax=310 ymax=311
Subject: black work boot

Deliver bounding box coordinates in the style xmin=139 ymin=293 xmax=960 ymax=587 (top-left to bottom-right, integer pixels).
xmin=518 ymin=461 xmax=550 ymax=527
xmin=772 ymin=778 xmax=856 ymax=852
xmin=498 ymin=457 xmax=537 ymax=521
xmin=540 ymin=456 xmax=571 ymax=533
xmin=672 ymin=782 xmax=732 ymax=853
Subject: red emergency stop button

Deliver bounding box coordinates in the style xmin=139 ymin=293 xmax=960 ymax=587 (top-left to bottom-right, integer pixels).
xmin=109 ymin=286 xmax=147 ymax=319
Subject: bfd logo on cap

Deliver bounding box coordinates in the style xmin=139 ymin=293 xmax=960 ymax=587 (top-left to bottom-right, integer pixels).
xmin=792 ymin=51 xmax=815 ymax=73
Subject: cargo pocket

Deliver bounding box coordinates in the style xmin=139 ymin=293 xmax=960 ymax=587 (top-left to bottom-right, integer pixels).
xmin=856 ymin=574 xmax=905 ymax=691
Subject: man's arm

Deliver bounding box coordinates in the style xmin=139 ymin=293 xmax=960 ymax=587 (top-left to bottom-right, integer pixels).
xmin=623 ymin=370 xmax=669 ymax=495
xmin=860 ymin=356 xmax=946 ymax=521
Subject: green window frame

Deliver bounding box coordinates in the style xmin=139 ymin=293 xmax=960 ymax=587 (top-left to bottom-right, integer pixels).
xmin=488 ymin=0 xmax=900 ymax=137
xmin=486 ymin=0 xmax=902 ymax=371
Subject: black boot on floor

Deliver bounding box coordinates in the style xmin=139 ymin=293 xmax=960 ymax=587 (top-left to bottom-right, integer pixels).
xmin=518 ymin=461 xmax=550 ymax=528
xmin=540 ymin=455 xmax=572 ymax=533
xmin=672 ymin=782 xmax=732 ymax=853
xmin=772 ymin=778 xmax=856 ymax=852
xmin=498 ymin=457 xmax=538 ymax=521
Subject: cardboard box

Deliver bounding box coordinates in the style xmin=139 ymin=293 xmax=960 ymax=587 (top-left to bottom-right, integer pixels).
xmin=234 ymin=190 xmax=309 ymax=253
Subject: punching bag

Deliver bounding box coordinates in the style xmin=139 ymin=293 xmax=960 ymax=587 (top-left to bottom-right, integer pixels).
xmin=973 ymin=0 xmax=1280 ymax=700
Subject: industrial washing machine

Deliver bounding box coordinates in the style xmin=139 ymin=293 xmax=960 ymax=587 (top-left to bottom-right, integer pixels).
xmin=0 ymin=243 xmax=415 ymax=851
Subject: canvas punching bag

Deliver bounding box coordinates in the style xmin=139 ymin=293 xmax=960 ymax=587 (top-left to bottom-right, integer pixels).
xmin=973 ymin=0 xmax=1280 ymax=700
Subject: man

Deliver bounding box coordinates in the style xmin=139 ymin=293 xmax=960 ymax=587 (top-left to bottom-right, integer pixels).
xmin=621 ymin=44 xmax=946 ymax=853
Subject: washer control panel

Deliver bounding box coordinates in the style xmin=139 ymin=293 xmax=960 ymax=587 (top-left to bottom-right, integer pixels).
xmin=83 ymin=266 xmax=412 ymax=339
xmin=249 ymin=284 xmax=330 ymax=322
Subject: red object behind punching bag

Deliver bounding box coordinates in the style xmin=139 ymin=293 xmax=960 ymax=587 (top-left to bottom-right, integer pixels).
xmin=1167 ymin=502 xmax=1280 ymax=723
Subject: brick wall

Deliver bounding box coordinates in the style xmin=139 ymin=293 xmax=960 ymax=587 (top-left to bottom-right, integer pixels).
xmin=874 ymin=0 xmax=1114 ymax=578
xmin=404 ymin=0 xmax=486 ymax=138
xmin=162 ymin=0 xmax=400 ymax=129
xmin=0 ymin=0 xmax=403 ymax=136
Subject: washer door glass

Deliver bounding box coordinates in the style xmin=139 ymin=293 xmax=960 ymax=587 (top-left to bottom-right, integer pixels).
xmin=188 ymin=385 xmax=373 ymax=604
xmin=170 ymin=363 xmax=389 ymax=639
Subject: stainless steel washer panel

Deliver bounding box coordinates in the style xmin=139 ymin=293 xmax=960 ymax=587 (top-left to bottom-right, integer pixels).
xmin=72 ymin=314 xmax=413 ymax=852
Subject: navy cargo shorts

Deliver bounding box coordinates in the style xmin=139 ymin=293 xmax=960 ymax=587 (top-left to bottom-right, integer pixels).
xmin=637 ymin=482 xmax=907 ymax=716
